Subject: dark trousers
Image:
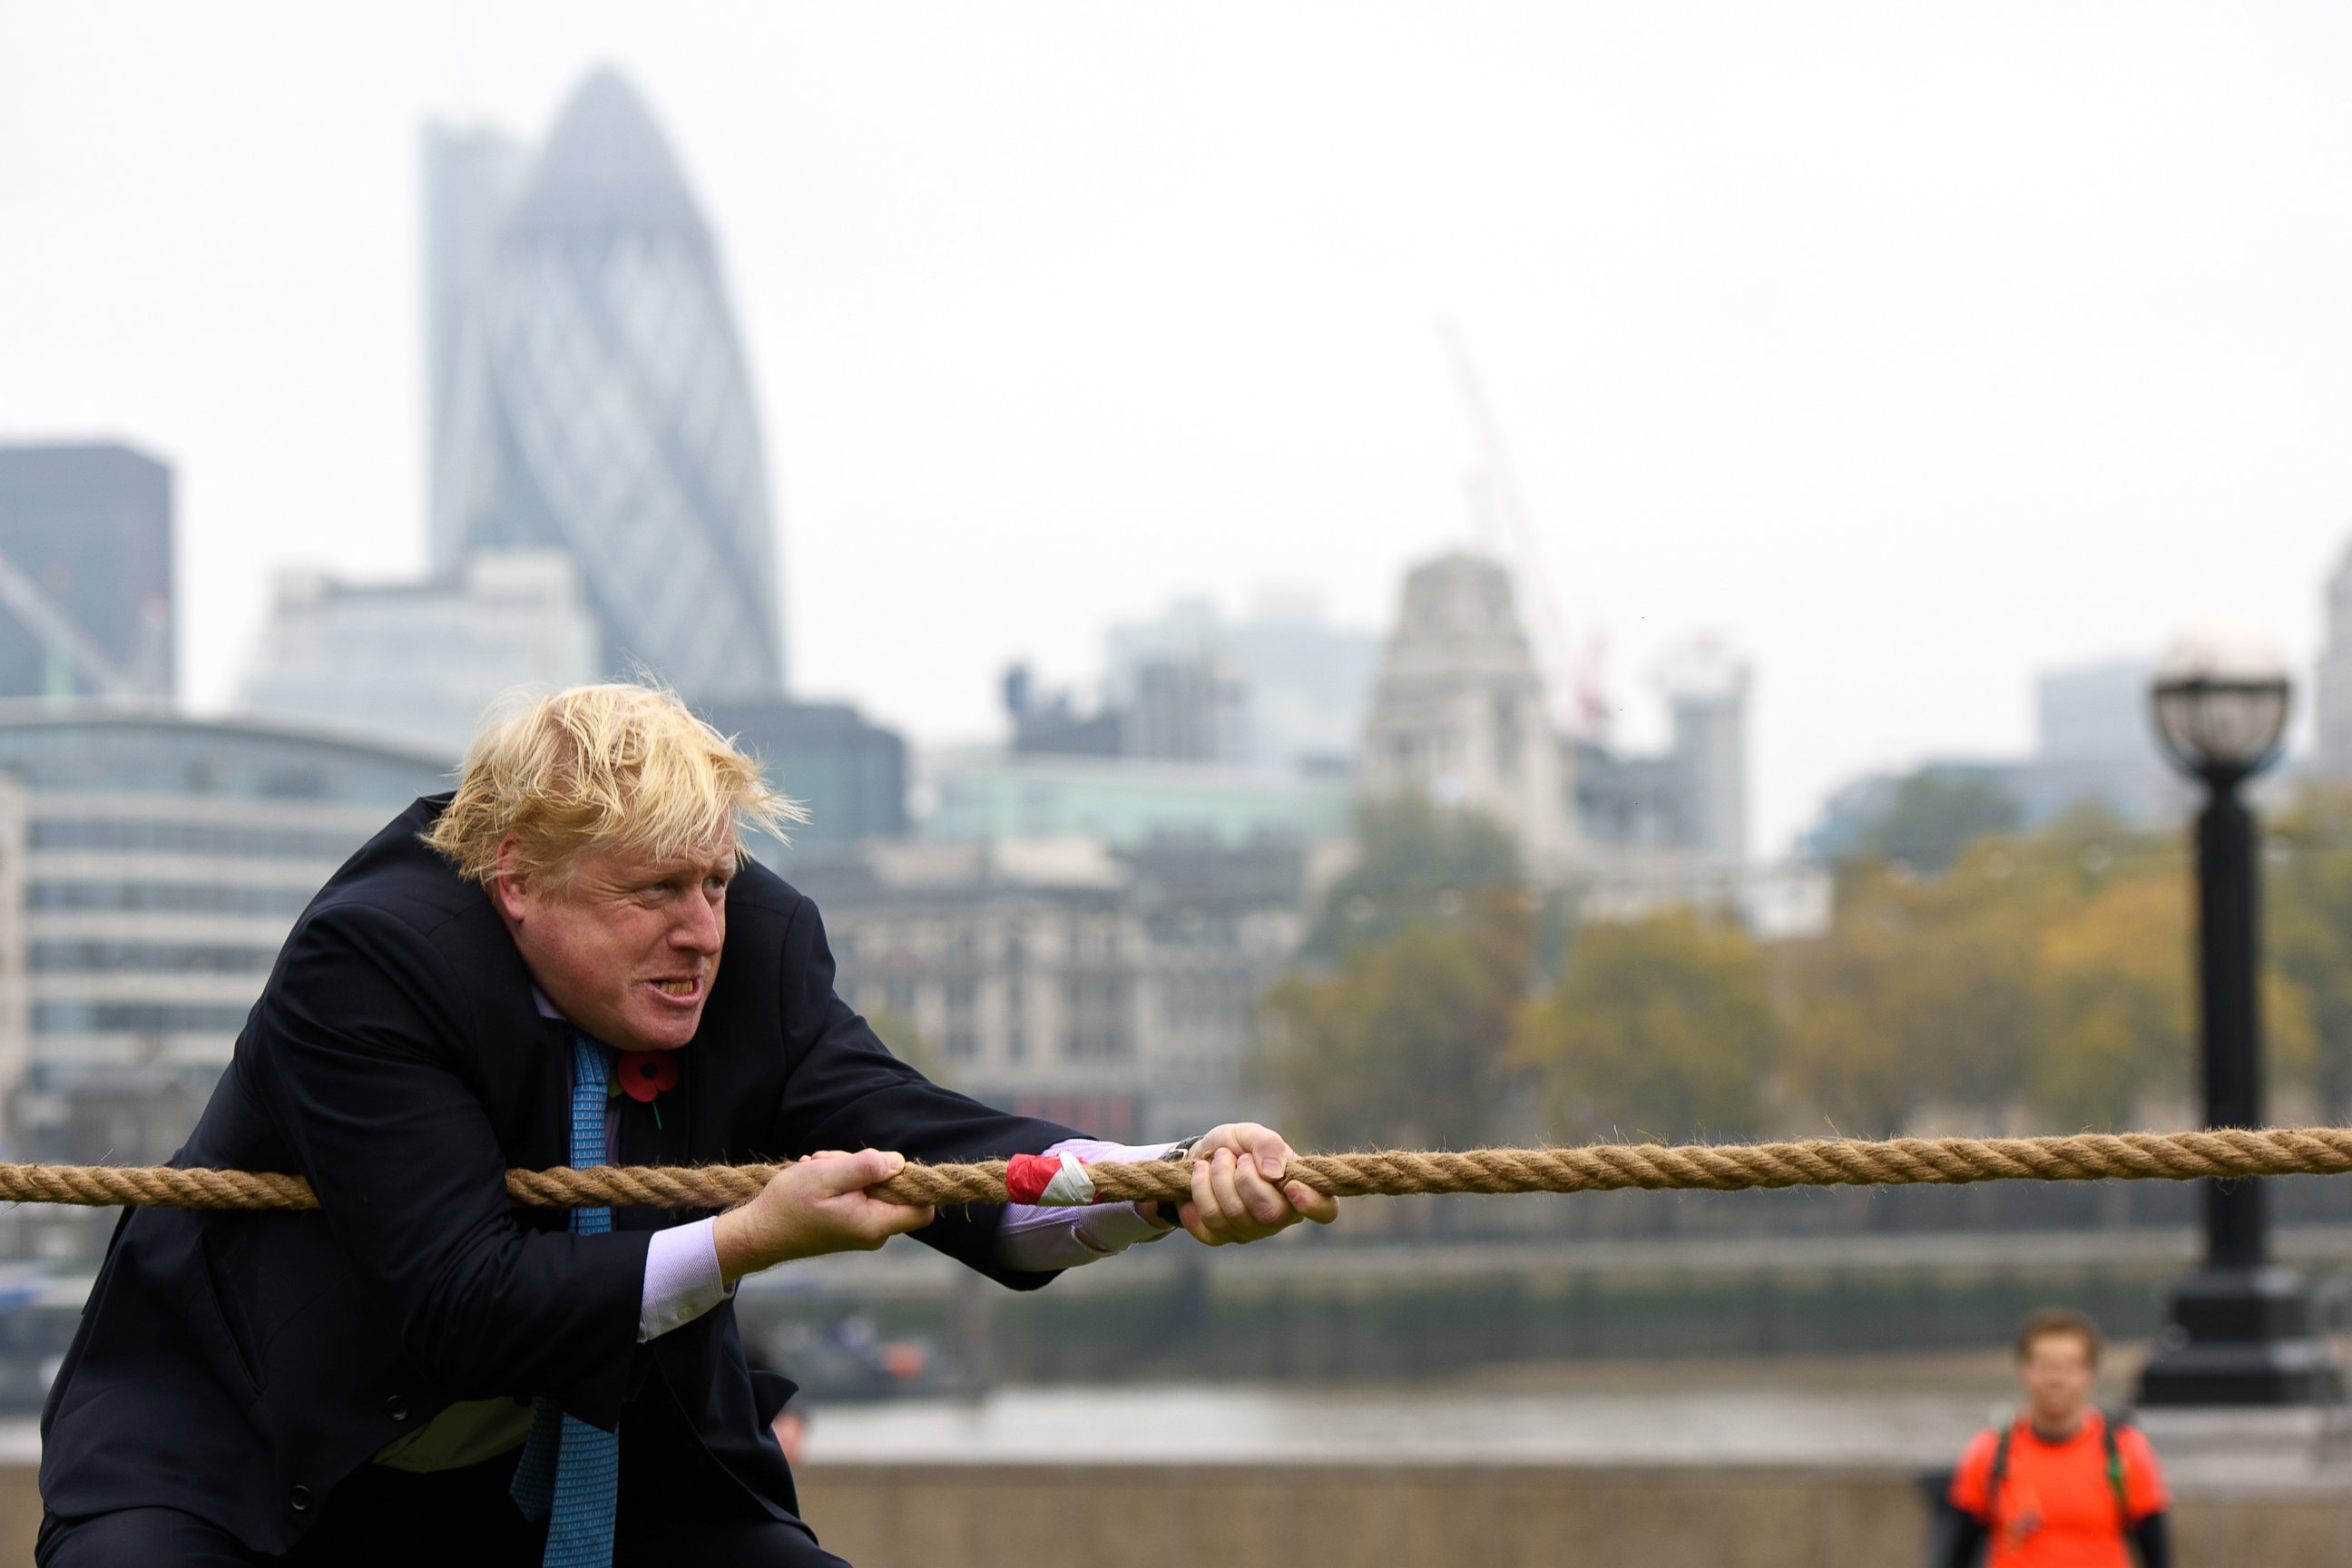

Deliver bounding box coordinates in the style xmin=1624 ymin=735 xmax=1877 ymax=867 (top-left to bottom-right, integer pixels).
xmin=38 ymin=1382 xmax=848 ymax=1568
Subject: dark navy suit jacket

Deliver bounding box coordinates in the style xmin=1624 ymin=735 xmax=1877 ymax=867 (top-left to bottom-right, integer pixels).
xmin=38 ymin=796 xmax=1076 ymax=1552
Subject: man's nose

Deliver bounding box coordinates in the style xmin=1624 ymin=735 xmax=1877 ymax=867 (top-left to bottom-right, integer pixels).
xmin=672 ymin=895 xmax=722 ymax=953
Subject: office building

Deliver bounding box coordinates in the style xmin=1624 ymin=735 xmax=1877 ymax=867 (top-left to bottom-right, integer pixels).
xmin=1001 ymin=652 xmax=1251 ymax=768
xmin=1567 ymin=641 xmax=1753 ymax=865
xmin=790 ymin=838 xmax=1305 ymax=1141
xmin=1573 ymin=741 xmax=1683 ymax=850
xmin=0 ymin=444 xmax=172 ymax=701
xmin=698 ymin=697 xmax=909 ymax=851
xmin=1003 ymin=665 xmax=1125 ymax=760
xmin=923 ymin=751 xmax=1350 ymax=851
xmin=430 ymin=69 xmax=786 ymax=701
xmin=1124 ymin=656 xmax=1250 ymax=765
xmin=2011 ymin=660 xmax=2183 ymax=823
xmin=1106 ymin=593 xmax=1380 ymax=769
xmin=0 ymin=710 xmax=447 ymax=1165
xmin=236 ymin=550 xmax=601 ymax=757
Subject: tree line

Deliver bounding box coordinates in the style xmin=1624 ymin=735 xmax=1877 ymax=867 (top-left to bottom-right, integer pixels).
xmin=1252 ymin=785 xmax=2352 ymax=1150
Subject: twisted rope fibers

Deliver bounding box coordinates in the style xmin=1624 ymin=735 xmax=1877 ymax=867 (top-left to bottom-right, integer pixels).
xmin=5 ymin=1125 xmax=2352 ymax=1212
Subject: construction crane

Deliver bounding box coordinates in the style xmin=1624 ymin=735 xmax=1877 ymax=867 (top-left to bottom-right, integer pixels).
xmin=1435 ymin=317 xmax=1604 ymax=738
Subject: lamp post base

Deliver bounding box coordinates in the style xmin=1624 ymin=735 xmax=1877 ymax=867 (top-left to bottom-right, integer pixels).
xmin=2136 ymin=1265 xmax=2343 ymax=1406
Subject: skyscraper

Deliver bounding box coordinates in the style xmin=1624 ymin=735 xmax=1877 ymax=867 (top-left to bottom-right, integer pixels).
xmin=0 ymin=444 xmax=172 ymax=701
xmin=431 ymin=69 xmax=786 ymax=701
xmin=422 ymin=124 xmax=524 ymax=563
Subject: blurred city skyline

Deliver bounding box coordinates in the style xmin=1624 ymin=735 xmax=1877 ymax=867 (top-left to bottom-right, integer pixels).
xmin=6 ymin=3 xmax=2352 ymax=855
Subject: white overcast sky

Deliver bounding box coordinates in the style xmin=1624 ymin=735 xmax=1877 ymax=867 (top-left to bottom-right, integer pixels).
xmin=5 ymin=1 xmax=2351 ymax=855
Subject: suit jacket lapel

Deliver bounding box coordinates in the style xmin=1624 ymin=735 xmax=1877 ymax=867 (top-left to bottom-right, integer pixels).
xmin=448 ymin=889 xmax=574 ymax=1176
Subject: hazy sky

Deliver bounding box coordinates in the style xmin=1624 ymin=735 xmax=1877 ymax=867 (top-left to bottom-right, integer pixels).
xmin=5 ymin=2 xmax=2352 ymax=854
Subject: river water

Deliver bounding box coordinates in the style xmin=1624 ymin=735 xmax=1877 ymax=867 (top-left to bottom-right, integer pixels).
xmin=801 ymin=1379 xmax=2009 ymax=1469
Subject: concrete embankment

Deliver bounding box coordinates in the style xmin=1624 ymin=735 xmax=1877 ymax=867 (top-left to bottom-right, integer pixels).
xmin=795 ymin=1462 xmax=2351 ymax=1568
xmin=0 ymin=1458 xmax=2339 ymax=1564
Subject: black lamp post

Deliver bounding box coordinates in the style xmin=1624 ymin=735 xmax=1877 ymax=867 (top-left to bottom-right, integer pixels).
xmin=2137 ymin=622 xmax=2342 ymax=1406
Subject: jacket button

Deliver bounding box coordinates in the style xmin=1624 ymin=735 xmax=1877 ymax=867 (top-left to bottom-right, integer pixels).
xmin=386 ymin=1395 xmax=410 ymax=1422
xmin=289 ymin=1485 xmax=313 ymax=1513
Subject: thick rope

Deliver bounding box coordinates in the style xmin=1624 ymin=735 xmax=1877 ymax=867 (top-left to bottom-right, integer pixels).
xmin=6 ymin=1125 xmax=2352 ymax=1211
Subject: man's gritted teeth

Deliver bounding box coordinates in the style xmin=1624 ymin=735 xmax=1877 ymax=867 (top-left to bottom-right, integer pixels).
xmin=646 ymin=976 xmax=703 ymax=1002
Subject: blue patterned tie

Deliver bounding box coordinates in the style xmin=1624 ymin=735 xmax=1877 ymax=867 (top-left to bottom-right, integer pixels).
xmin=510 ymin=1034 xmax=621 ymax=1567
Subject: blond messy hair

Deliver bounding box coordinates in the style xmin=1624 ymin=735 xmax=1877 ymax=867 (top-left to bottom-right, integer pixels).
xmin=426 ymin=682 xmax=805 ymax=890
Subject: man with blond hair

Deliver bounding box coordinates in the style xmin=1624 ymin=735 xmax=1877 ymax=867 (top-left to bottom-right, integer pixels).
xmin=37 ymin=683 xmax=1337 ymax=1566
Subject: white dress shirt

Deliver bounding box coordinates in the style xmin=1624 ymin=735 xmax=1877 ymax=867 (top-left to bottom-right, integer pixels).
xmin=530 ymin=989 xmax=1179 ymax=1341
xmin=637 ymin=1137 xmax=1182 ymax=1340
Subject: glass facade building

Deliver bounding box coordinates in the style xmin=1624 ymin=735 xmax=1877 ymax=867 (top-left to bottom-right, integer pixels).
xmin=922 ymin=753 xmax=1350 ymax=851
xmin=0 ymin=444 xmax=173 ymax=701
xmin=423 ymin=124 xmax=526 ymax=550
xmin=698 ymin=697 xmax=908 ymax=852
xmin=430 ymin=69 xmax=786 ymax=701
xmin=0 ymin=710 xmax=449 ymax=1164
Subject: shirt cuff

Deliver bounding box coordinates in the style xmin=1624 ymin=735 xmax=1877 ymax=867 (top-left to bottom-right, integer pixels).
xmin=638 ymin=1216 xmax=735 ymax=1342
xmin=995 ymin=1138 xmax=1185 ymax=1274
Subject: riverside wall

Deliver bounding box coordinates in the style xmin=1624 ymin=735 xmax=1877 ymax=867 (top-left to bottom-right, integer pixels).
xmin=792 ymin=1462 xmax=2349 ymax=1568
xmin=0 ymin=1460 xmax=2342 ymax=1564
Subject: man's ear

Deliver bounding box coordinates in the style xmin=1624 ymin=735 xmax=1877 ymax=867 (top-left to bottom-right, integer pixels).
xmin=490 ymin=836 xmax=532 ymax=923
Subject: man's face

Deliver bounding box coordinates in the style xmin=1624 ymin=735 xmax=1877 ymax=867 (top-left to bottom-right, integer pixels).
xmin=493 ymin=834 xmax=734 ymax=1053
xmin=2019 ymin=1331 xmax=2096 ymax=1429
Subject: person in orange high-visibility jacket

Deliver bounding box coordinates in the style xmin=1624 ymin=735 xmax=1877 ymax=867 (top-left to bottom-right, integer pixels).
xmin=1941 ymin=1308 xmax=2171 ymax=1568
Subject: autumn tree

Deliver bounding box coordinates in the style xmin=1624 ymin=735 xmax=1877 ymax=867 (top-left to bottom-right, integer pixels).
xmin=2266 ymin=785 xmax=2352 ymax=1120
xmin=1782 ymin=812 xmax=2205 ymax=1134
xmin=1779 ymin=904 xmax=1930 ymax=1136
xmin=2028 ymin=874 xmax=2192 ymax=1128
xmin=1515 ymin=906 xmax=1778 ymax=1142
xmin=1781 ymin=843 xmax=2043 ymax=1134
xmin=1849 ymin=768 xmax=2025 ymax=875
xmin=1259 ymin=887 xmax=1533 ymax=1150
xmin=1302 ymin=796 xmax=1523 ymax=961
xmin=1254 ymin=796 xmax=1533 ymax=1147
xmin=1255 ymin=779 xmax=2352 ymax=1151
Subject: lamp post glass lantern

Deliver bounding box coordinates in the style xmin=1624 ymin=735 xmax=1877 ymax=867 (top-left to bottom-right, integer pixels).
xmin=2151 ymin=665 xmax=2290 ymax=784
xmin=2137 ymin=622 xmax=2341 ymax=1407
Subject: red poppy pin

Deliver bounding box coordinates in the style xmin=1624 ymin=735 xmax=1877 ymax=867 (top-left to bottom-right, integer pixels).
xmin=613 ymin=1052 xmax=680 ymax=1128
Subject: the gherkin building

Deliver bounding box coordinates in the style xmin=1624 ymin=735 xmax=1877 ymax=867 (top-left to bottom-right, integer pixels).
xmin=431 ymin=68 xmax=785 ymax=700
